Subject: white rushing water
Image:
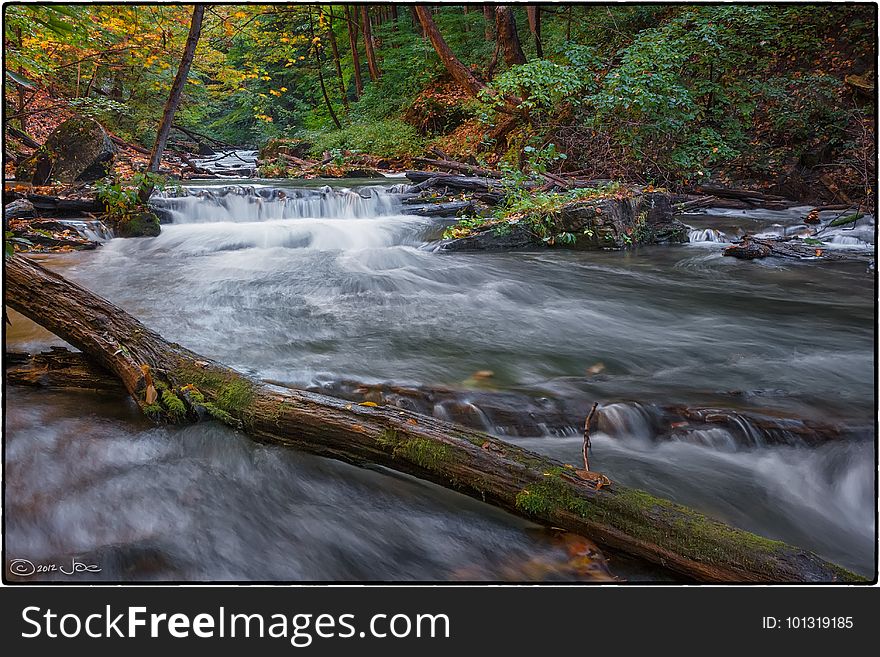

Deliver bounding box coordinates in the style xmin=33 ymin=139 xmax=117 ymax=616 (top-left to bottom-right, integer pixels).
xmin=151 ymin=184 xmax=401 ymax=223
xmin=5 ymin=185 xmax=875 ymax=580
xmin=191 ymin=149 xmax=258 ymax=177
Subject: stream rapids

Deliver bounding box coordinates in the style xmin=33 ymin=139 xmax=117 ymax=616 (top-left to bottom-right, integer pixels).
xmin=5 ymin=177 xmax=876 ymax=581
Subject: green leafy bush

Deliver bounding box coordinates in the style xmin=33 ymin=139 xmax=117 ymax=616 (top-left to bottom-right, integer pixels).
xmin=308 ymin=118 xmax=424 ymax=157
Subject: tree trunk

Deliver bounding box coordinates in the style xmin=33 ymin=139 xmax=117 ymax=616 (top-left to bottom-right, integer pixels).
xmin=345 ymin=5 xmax=364 ymax=98
xmin=409 ymin=6 xmax=424 ymax=36
xmin=360 ymin=5 xmax=381 ymax=82
xmin=526 ymin=6 xmax=543 ymax=58
xmin=483 ymin=5 xmax=495 ymax=40
xmin=325 ymin=10 xmax=349 ymax=109
xmin=309 ymin=9 xmax=342 ymax=129
xmin=14 ymin=26 xmax=28 ymax=133
xmin=495 ymin=6 xmax=526 ymax=66
xmin=4 ymin=254 xmax=860 ymax=584
xmin=414 ymin=5 xmax=487 ymax=99
xmin=140 ymin=4 xmax=205 ymax=202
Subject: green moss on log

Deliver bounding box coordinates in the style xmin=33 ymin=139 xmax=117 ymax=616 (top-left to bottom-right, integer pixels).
xmin=376 ymin=428 xmax=452 ymax=472
xmin=515 ymin=470 xmax=864 ymax=581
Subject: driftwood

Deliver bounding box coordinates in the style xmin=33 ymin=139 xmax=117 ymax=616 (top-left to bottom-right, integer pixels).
xmin=412 ymin=157 xmax=504 ymax=179
xmin=724 ymin=236 xmax=872 ymax=262
xmin=107 ymin=131 xmax=150 ymax=155
xmin=405 ymin=171 xmax=500 ymax=194
xmin=4 ymin=255 xmax=861 ymax=583
xmin=177 ymin=153 xmax=213 ymax=176
xmin=405 ymin=201 xmax=473 ymax=217
xmin=8 ymin=126 xmax=41 ymax=149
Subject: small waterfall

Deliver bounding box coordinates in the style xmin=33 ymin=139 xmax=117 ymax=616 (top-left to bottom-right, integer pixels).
xmin=55 ymin=219 xmax=114 ymax=242
xmin=596 ymin=402 xmax=656 ymax=442
xmin=594 ymin=401 xmax=849 ymax=451
xmin=150 ymin=184 xmax=401 ymax=224
xmin=192 ymin=149 xmax=258 ymax=177
xmin=687 ymin=228 xmax=727 ymax=243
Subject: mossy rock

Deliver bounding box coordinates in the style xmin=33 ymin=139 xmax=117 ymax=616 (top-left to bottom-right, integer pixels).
xmin=15 ymin=116 xmax=117 ymax=184
xmin=109 ymin=211 xmax=161 ymax=238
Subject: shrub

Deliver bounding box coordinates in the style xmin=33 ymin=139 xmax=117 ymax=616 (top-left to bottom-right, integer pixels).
xmin=308 ymin=119 xmax=424 ymax=158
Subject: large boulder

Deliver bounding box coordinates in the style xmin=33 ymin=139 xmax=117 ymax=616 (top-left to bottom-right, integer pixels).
xmin=15 ymin=117 xmax=116 ymax=184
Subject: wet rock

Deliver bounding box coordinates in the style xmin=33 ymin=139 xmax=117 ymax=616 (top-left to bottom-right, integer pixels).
xmin=342 ymin=167 xmax=384 ymax=178
xmin=107 ymin=210 xmax=161 ymax=238
xmin=5 ymin=198 xmax=35 ymax=220
xmin=723 ymin=238 xmax=772 ymax=259
xmin=15 ymin=116 xmax=117 ymax=185
xmin=148 ymin=204 xmax=176 ymax=224
xmin=439 ymin=191 xmax=687 ymax=252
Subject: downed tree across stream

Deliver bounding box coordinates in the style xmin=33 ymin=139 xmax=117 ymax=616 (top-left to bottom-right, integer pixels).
xmin=4 ymin=255 xmax=862 ymax=583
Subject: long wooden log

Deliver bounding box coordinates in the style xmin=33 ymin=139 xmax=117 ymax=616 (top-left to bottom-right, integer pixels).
xmin=412 ymin=157 xmax=504 ymax=179
xmin=724 ymin=236 xmax=873 ymax=262
xmin=4 ymin=255 xmax=861 ymax=583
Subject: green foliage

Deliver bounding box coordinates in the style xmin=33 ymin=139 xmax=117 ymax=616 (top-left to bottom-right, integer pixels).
xmin=96 ymin=172 xmax=171 ymax=221
xmin=489 ymin=59 xmax=588 ymax=115
xmin=5 ymin=231 xmax=33 ymax=258
xmin=4 ymin=2 xmax=872 ymax=198
xmin=308 ymin=118 xmax=424 ymax=158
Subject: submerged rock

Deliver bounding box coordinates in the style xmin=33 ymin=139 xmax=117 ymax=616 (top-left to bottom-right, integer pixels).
xmin=15 ymin=116 xmax=117 ymax=185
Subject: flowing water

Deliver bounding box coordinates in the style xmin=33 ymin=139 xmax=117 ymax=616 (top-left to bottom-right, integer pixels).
xmin=5 ymin=179 xmax=876 ymax=580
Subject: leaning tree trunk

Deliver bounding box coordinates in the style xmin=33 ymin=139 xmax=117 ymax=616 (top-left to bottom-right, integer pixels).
xmin=414 ymin=5 xmax=487 ymax=99
xmin=4 ymin=255 xmax=860 ymax=584
xmin=140 ymin=3 xmax=205 ymax=202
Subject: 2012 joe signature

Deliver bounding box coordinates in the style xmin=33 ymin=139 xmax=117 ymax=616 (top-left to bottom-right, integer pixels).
xmin=9 ymin=557 xmax=102 ymax=577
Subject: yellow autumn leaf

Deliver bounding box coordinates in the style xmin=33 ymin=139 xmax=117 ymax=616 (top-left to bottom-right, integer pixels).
xmin=358 ymin=401 xmax=379 ymax=407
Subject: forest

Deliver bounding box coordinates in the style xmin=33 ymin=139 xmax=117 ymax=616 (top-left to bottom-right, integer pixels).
xmin=3 ymin=3 xmax=876 ymax=584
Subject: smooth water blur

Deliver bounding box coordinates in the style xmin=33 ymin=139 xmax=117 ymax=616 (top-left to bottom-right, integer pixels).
xmin=8 ymin=387 xmax=637 ymax=581
xmin=5 ymin=183 xmax=875 ymax=578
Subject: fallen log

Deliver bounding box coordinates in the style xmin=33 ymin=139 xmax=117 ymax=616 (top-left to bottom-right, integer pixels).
xmin=107 ymin=131 xmax=150 ymax=155
xmin=724 ymin=236 xmax=872 ymax=262
xmin=177 ymin=152 xmax=213 ymax=176
xmin=405 ymin=171 xmax=498 ymax=194
xmin=4 ymin=255 xmax=861 ymax=583
xmin=5 ymin=347 xmax=123 ymax=392
xmin=6 ymin=193 xmax=104 ymax=215
xmin=405 ymin=201 xmax=473 ymax=217
xmin=673 ymin=196 xmax=717 ymax=213
xmin=412 ymin=157 xmax=504 ymax=179
xmin=695 ymin=185 xmax=788 ymax=203
xmin=8 ymin=126 xmax=41 ymax=149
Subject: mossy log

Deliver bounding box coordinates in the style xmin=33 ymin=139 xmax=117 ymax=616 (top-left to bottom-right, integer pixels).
xmin=4 ymin=255 xmax=862 ymax=583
